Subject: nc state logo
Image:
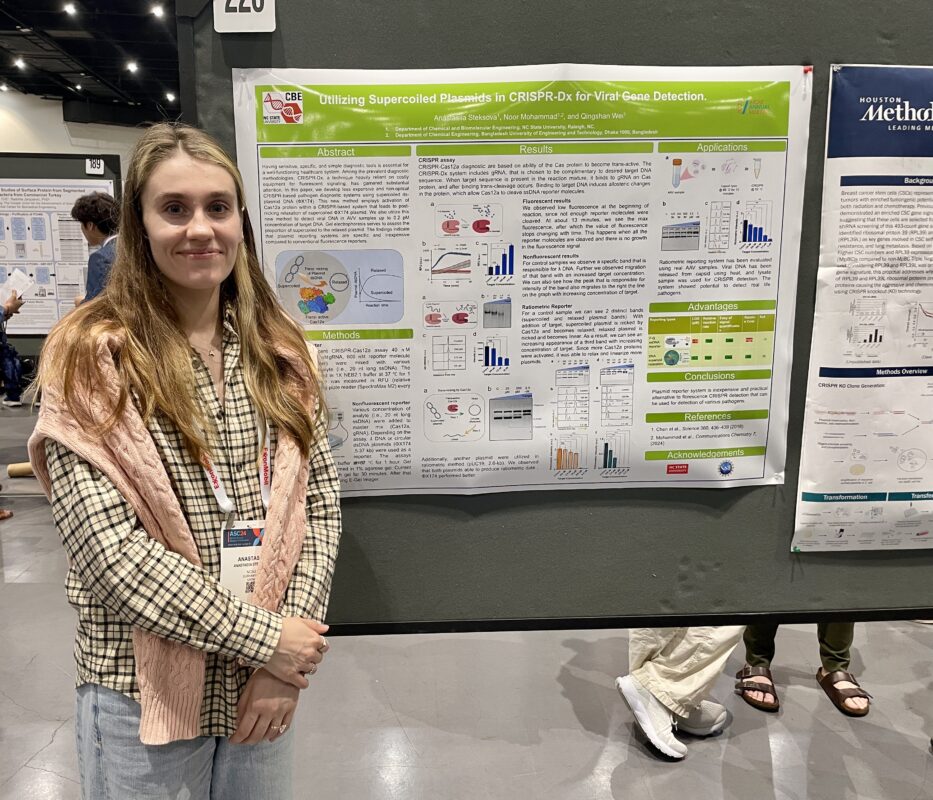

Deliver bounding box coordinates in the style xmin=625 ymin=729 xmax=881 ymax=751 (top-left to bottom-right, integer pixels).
xmin=263 ymin=91 xmax=303 ymax=124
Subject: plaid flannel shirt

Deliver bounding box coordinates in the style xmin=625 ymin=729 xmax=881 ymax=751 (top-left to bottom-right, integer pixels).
xmin=45 ymin=325 xmax=341 ymax=735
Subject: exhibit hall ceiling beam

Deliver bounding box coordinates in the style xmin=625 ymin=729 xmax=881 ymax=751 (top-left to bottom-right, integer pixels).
xmin=0 ymin=3 xmax=135 ymax=104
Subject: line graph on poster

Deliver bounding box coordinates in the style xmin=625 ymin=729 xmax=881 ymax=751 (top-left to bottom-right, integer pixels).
xmin=907 ymin=301 xmax=933 ymax=347
xmin=426 ymin=246 xmax=474 ymax=281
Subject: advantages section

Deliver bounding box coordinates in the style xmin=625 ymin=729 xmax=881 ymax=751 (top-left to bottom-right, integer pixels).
xmin=642 ymin=300 xmax=775 ymax=481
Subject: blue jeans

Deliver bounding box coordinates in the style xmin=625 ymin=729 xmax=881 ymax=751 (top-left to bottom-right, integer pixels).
xmin=75 ymin=684 xmax=293 ymax=800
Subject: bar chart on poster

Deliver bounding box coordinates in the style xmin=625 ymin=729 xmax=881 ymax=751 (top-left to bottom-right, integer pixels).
xmin=740 ymin=200 xmax=774 ymax=247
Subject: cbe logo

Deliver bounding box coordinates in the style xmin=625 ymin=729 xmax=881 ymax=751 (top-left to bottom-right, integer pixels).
xmin=263 ymin=91 xmax=303 ymax=124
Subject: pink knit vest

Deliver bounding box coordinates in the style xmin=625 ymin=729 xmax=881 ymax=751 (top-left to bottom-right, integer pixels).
xmin=28 ymin=332 xmax=312 ymax=744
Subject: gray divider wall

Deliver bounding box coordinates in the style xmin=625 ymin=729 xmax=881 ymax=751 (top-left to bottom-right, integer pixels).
xmin=178 ymin=0 xmax=933 ymax=628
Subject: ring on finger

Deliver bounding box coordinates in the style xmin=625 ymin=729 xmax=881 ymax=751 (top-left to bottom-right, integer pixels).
xmin=308 ymin=663 xmax=317 ymax=675
xmin=273 ymin=723 xmax=288 ymax=735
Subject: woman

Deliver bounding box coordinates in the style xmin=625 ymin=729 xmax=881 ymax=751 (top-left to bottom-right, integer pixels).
xmin=28 ymin=123 xmax=341 ymax=799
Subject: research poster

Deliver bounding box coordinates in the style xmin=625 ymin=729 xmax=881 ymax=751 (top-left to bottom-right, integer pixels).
xmin=794 ymin=65 xmax=933 ymax=551
xmin=233 ymin=64 xmax=812 ymax=496
xmin=0 ymin=178 xmax=113 ymax=333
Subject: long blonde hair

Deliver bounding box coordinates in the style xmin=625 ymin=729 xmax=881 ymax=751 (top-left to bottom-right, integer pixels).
xmin=36 ymin=123 xmax=324 ymax=459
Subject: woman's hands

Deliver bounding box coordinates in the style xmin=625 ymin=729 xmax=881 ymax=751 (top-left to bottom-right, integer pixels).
xmin=229 ymin=669 xmax=299 ymax=744
xmin=263 ymin=618 xmax=329 ymax=688
xmin=230 ymin=618 xmax=330 ymax=743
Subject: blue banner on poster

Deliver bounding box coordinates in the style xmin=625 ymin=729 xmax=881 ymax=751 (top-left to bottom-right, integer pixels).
xmin=828 ymin=65 xmax=933 ymax=159
xmin=840 ymin=175 xmax=933 ymax=187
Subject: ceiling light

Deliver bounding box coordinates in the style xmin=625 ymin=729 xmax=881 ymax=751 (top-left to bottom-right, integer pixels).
xmin=126 ymin=61 xmax=138 ymax=73
xmin=14 ymin=58 xmax=25 ymax=69
xmin=151 ymin=4 xmax=165 ymax=17
xmin=75 ymin=84 xmax=82 ymax=90
xmin=64 ymin=3 xmax=77 ymax=14
xmin=165 ymin=91 xmax=175 ymax=102
xmin=0 ymin=84 xmax=8 ymax=92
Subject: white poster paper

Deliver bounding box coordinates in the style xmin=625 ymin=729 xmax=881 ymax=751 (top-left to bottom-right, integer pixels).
xmin=794 ymin=65 xmax=933 ymax=551
xmin=233 ymin=64 xmax=812 ymax=496
xmin=0 ymin=178 xmax=114 ymax=333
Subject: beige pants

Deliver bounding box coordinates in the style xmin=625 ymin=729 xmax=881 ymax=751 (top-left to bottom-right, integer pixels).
xmin=628 ymin=626 xmax=745 ymax=716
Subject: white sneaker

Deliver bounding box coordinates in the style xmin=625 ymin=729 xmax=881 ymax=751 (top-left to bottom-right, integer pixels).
xmin=2 ymin=399 xmax=22 ymax=408
xmin=615 ymin=675 xmax=687 ymax=759
xmin=675 ymin=700 xmax=728 ymax=736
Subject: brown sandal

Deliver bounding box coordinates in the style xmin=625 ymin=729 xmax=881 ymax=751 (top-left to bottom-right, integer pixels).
xmin=735 ymin=665 xmax=780 ymax=712
xmin=817 ymin=669 xmax=871 ymax=717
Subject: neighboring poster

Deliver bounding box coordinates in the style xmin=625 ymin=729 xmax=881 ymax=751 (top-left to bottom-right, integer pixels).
xmin=793 ymin=65 xmax=933 ymax=551
xmin=233 ymin=64 xmax=812 ymax=496
xmin=0 ymin=178 xmax=114 ymax=333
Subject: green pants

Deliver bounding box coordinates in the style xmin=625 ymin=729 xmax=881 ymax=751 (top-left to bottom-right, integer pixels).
xmin=744 ymin=622 xmax=855 ymax=673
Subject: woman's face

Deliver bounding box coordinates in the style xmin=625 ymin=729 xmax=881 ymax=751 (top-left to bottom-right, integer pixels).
xmin=140 ymin=150 xmax=243 ymax=296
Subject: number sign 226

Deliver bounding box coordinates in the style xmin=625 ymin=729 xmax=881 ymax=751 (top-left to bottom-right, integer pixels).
xmin=213 ymin=0 xmax=275 ymax=33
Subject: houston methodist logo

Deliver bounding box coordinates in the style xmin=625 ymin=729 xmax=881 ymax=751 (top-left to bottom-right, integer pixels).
xmin=859 ymin=95 xmax=933 ymax=127
xmin=263 ymin=91 xmax=303 ymax=124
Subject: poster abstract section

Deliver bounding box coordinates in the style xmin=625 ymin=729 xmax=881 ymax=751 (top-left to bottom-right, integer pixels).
xmin=794 ymin=65 xmax=933 ymax=551
xmin=0 ymin=178 xmax=113 ymax=333
xmin=233 ymin=64 xmax=812 ymax=496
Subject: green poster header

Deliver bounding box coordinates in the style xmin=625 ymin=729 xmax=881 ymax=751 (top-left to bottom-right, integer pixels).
xmin=260 ymin=145 xmax=410 ymax=158
xmin=658 ymin=140 xmax=787 ymax=153
xmin=304 ymin=329 xmax=414 ymax=341
xmin=644 ymin=446 xmax=767 ymax=461
xmin=256 ymin=80 xmax=791 ymax=143
xmin=646 ymin=369 xmax=772 ymax=382
xmin=649 ymin=300 xmax=777 ymax=312
xmin=646 ymin=410 xmax=770 ymax=423
xmin=416 ymin=142 xmax=653 ymax=156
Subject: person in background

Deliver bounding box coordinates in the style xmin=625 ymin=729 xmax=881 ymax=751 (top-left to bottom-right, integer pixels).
xmin=30 ymin=123 xmax=341 ymax=799
xmin=1 ymin=289 xmax=25 ymax=407
xmin=616 ymin=625 xmax=745 ymax=759
xmin=736 ymin=622 xmax=870 ymax=717
xmin=70 ymin=191 xmax=118 ymax=303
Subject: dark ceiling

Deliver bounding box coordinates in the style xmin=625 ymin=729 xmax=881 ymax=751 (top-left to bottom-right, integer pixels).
xmin=0 ymin=0 xmax=179 ymax=125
